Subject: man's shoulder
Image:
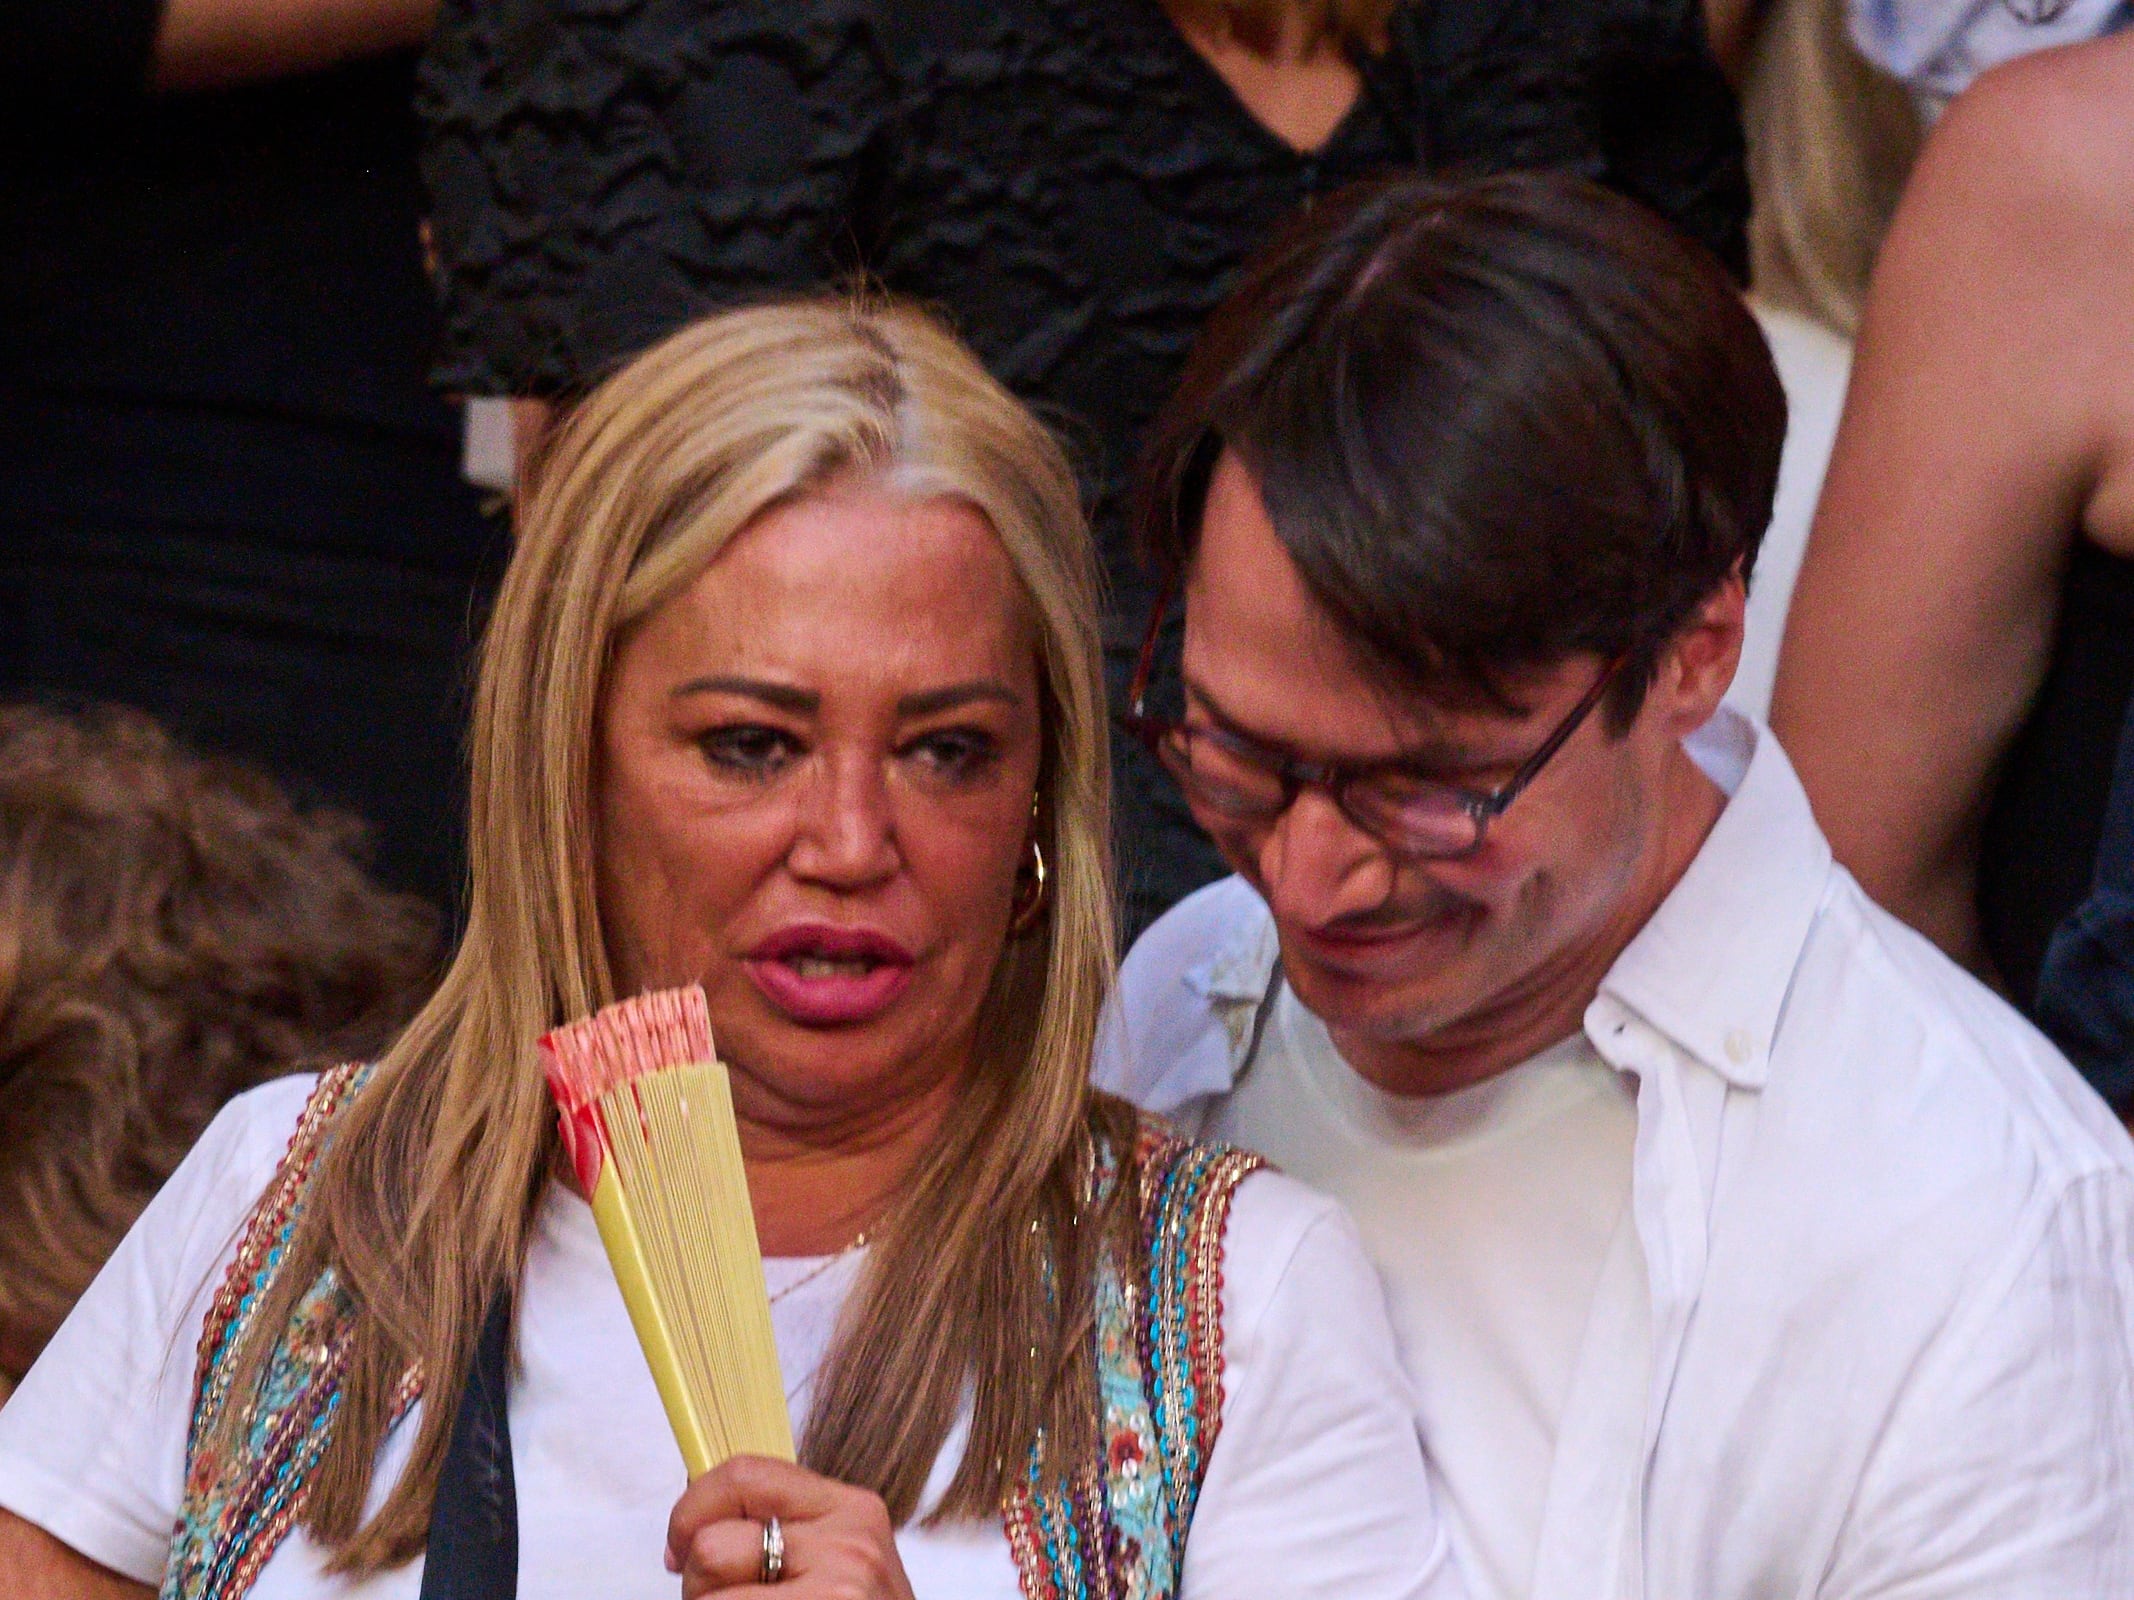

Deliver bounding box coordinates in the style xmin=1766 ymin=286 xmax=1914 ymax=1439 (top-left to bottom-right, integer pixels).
xmin=1098 ymin=877 xmax=1276 ymax=1116
xmin=1667 ymin=875 xmax=2134 ymax=1593
xmin=1121 ymin=875 xmax=1273 ymax=984
xmin=1779 ymin=867 xmax=2134 ymax=1199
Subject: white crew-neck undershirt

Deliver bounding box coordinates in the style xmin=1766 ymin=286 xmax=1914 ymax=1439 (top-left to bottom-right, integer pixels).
xmin=1205 ymin=984 xmax=1646 ymax=1600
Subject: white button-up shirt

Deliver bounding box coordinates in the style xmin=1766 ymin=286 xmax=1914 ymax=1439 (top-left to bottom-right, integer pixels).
xmin=1097 ymin=710 xmax=2134 ymax=1598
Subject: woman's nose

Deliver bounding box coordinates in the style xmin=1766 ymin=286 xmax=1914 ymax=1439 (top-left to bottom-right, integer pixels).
xmin=785 ymin=754 xmax=901 ymax=887
xmin=1256 ymin=787 xmax=1394 ymax=924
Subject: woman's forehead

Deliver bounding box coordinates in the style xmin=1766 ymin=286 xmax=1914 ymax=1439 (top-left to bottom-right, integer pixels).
xmin=629 ymin=484 xmax=1039 ymax=690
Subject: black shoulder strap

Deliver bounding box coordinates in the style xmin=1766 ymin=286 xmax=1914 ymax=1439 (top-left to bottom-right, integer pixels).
xmin=420 ymin=1290 xmax=518 ymax=1600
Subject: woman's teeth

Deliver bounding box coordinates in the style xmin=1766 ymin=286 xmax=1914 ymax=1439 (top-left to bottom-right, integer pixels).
xmin=788 ymin=954 xmax=876 ymax=979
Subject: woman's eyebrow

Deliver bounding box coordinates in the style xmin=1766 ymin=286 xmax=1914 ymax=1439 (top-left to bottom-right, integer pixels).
xmin=669 ymin=676 xmax=1020 ymax=718
xmin=896 ymin=681 xmax=1021 ymax=718
xmin=671 ymin=675 xmax=819 ymax=713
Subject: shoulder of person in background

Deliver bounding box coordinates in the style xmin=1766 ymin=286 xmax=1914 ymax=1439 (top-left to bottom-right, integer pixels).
xmin=417 ymin=0 xmax=902 ymax=404
xmin=1942 ymin=33 xmax=2134 ymax=603
xmin=0 ymin=703 xmax=438 ymax=1396
xmin=1769 ymin=28 xmax=2134 ymax=975
xmin=1845 ymin=0 xmax=2133 ymax=117
xmin=150 ymin=0 xmax=438 ymax=92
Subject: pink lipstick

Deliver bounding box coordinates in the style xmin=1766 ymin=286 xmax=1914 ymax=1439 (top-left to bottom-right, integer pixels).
xmin=742 ymin=923 xmax=916 ymax=1027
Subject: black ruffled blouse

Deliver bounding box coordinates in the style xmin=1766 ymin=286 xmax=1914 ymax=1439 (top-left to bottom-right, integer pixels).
xmin=417 ymin=0 xmax=1747 ymax=930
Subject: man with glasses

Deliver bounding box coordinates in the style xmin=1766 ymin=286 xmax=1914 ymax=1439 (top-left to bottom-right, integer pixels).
xmin=1098 ymin=172 xmax=2134 ymax=1600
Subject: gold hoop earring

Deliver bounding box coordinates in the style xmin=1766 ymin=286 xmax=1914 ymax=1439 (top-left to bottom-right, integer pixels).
xmin=1008 ymin=837 xmax=1049 ymax=935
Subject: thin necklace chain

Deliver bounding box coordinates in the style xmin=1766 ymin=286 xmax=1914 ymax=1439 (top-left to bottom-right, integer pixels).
xmin=767 ymin=1231 xmax=870 ymax=1306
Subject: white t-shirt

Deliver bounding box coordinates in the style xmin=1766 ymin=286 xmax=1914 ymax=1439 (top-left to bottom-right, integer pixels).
xmin=1202 ymin=988 xmax=1644 ymax=1600
xmin=0 ymin=1075 xmax=1464 ymax=1600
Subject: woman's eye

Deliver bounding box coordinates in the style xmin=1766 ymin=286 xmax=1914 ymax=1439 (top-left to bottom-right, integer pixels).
xmin=698 ymin=725 xmax=801 ymax=778
xmin=905 ymin=728 xmax=1000 ymax=782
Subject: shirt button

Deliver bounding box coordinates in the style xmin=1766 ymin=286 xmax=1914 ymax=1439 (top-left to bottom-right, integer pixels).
xmin=1724 ymin=1028 xmax=1754 ymax=1065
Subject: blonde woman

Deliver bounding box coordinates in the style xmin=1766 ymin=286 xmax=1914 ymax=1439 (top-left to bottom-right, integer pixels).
xmin=0 ymin=300 xmax=1462 ymax=1600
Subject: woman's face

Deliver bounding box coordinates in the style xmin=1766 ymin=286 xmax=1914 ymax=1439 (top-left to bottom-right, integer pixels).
xmin=594 ymin=477 xmax=1044 ymax=1140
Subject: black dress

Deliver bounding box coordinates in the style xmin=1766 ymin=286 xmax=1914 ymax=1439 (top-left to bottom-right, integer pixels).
xmin=1980 ymin=541 xmax=2134 ymax=1020
xmin=0 ymin=25 xmax=504 ymax=916
xmin=2035 ymin=675 xmax=2134 ymax=1111
xmin=418 ymin=0 xmax=1747 ymax=933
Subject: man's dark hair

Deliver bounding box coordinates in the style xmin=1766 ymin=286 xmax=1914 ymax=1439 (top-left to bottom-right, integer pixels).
xmin=1139 ymin=170 xmax=1787 ymax=728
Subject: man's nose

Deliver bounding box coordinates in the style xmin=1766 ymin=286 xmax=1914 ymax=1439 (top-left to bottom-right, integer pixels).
xmin=1256 ymin=787 xmax=1395 ymax=924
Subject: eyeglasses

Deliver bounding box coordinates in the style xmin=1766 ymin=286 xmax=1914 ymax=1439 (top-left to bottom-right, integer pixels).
xmin=1118 ymin=573 xmax=1628 ymax=861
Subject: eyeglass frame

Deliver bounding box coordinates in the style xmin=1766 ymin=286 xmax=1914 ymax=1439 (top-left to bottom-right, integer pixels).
xmin=1116 ymin=569 xmax=1631 ymax=861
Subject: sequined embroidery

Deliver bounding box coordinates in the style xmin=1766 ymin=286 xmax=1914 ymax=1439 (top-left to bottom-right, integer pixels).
xmin=1003 ymin=1128 xmax=1261 ymax=1600
xmin=161 ymin=1064 xmax=424 ymax=1600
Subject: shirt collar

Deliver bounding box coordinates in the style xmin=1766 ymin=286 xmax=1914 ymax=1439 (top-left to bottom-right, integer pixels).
xmin=1592 ymin=709 xmax=1832 ymax=1089
xmin=1183 ymin=893 xmax=1282 ymax=1009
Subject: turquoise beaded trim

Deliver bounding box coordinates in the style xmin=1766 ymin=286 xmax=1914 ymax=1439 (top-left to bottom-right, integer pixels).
xmin=1004 ymin=1128 xmax=1261 ymax=1600
xmin=160 ymin=1065 xmax=420 ymax=1600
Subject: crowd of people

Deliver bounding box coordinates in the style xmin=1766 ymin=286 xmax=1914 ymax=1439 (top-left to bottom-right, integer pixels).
xmin=1 ymin=0 xmax=2132 ymax=1597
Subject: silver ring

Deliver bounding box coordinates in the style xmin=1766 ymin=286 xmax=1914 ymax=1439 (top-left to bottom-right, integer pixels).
xmin=759 ymin=1514 xmax=786 ymax=1584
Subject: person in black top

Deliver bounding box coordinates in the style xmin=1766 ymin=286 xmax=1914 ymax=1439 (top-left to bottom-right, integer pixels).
xmin=418 ymin=0 xmax=1748 ymax=934
xmin=2038 ymin=689 xmax=2134 ymax=1105
xmin=0 ymin=0 xmax=500 ymax=917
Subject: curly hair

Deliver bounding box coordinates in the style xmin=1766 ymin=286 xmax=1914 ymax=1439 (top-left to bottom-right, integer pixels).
xmin=0 ymin=705 xmax=440 ymax=1385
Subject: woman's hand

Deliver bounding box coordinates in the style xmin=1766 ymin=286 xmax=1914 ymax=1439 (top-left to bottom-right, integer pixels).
xmin=666 ymin=1456 xmax=917 ymax=1600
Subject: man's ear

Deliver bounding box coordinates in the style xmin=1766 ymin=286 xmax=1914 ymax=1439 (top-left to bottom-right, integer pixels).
xmin=1655 ymin=567 xmax=1747 ymax=736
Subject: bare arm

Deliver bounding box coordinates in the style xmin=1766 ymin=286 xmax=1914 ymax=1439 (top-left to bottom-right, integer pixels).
xmin=152 ymin=0 xmax=436 ymax=92
xmin=1769 ymin=41 xmax=2134 ymax=968
xmin=0 ymin=1512 xmax=153 ymax=1600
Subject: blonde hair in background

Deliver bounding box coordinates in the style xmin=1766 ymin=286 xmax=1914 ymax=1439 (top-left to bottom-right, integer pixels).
xmin=1742 ymin=0 xmax=1921 ymax=333
xmin=214 ymin=297 xmax=1133 ymax=1572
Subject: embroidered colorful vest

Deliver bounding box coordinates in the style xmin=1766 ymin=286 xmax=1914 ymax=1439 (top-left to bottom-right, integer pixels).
xmin=164 ymin=1070 xmax=1260 ymax=1600
xmin=1003 ymin=1128 xmax=1262 ymax=1600
xmin=161 ymin=1064 xmax=422 ymax=1600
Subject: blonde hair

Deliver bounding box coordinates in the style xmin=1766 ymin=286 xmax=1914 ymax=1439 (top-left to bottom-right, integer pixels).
xmin=217 ymin=297 xmax=1133 ymax=1571
xmin=1742 ymin=0 xmax=1921 ymax=333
